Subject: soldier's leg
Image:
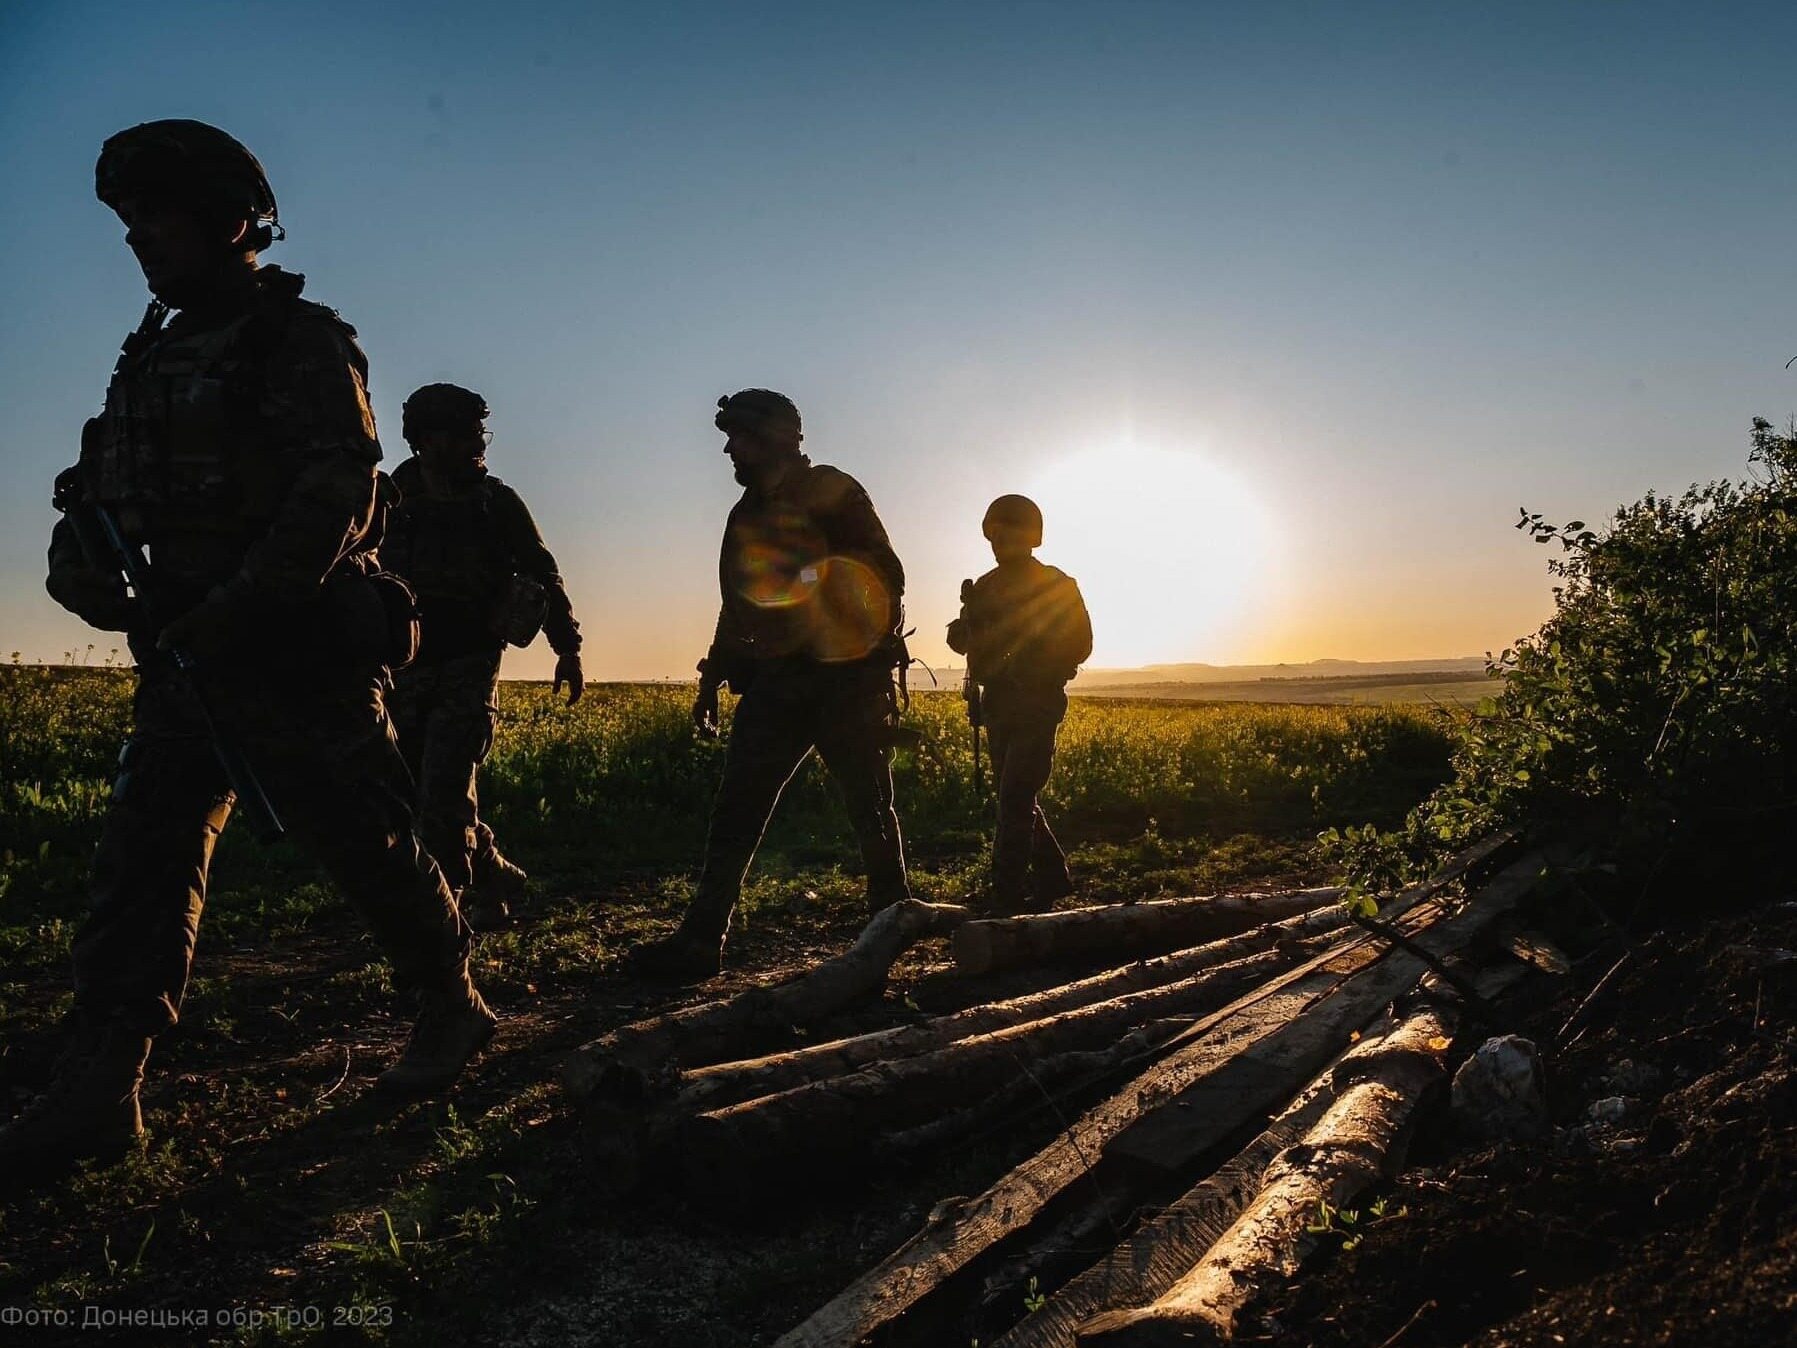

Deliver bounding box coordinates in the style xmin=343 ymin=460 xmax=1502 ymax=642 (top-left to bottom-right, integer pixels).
xmin=1019 ymin=718 xmax=1073 ymax=901
xmin=814 ymin=674 xmax=911 ymax=912
xmin=985 ymin=718 xmax=1036 ymax=907
xmin=2 ymin=718 xmax=229 ymax=1176
xmin=253 ymin=681 xmax=489 ymax=1094
xmin=679 ymin=691 xmax=815 ymax=944
xmin=412 ymin=659 xmax=492 ymax=896
xmin=385 ymin=661 xmax=434 ymax=790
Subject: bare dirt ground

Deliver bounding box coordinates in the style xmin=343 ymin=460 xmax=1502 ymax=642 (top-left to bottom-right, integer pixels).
xmin=1255 ymin=899 xmax=1797 ymax=1348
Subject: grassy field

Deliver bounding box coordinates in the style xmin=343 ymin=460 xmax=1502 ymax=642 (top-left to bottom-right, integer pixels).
xmin=1077 ymin=669 xmax=1499 ymax=706
xmin=0 ymin=666 xmax=1458 ymax=1346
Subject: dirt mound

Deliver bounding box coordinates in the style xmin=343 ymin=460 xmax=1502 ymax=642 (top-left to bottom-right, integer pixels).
xmin=1257 ymin=901 xmax=1797 ymax=1347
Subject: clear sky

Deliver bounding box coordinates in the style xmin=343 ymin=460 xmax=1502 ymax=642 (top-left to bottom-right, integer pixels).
xmin=4 ymin=1 xmax=1795 ymax=677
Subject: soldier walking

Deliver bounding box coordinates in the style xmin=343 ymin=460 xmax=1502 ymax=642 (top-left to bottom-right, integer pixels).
xmin=381 ymin=383 xmax=585 ymax=928
xmin=2 ymin=121 xmax=495 ymax=1183
xmin=947 ymin=495 xmax=1093 ymax=913
xmin=628 ymin=390 xmax=912 ymax=980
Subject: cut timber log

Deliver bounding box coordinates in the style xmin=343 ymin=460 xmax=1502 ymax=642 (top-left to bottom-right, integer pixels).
xmin=563 ymin=898 xmax=970 ymax=1104
xmin=989 ymin=1057 xmax=1346 ymax=1347
xmin=773 ymin=850 xmax=1541 ymax=1348
xmin=677 ymin=905 xmax=1350 ymax=1115
xmin=682 ymin=939 xmax=1341 ymax=1195
xmin=953 ymin=888 xmax=1343 ymax=976
xmin=1074 ymin=1006 xmax=1457 ymax=1347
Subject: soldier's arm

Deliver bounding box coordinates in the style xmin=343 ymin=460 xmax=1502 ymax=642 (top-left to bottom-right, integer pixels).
xmin=491 ymin=485 xmax=582 ymax=655
xmin=214 ymin=315 xmax=382 ymax=608
xmin=1060 ymin=575 xmax=1095 ymax=675
xmin=816 ymin=469 xmax=905 ymax=613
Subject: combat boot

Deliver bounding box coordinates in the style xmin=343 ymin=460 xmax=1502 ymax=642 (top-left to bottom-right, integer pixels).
xmin=461 ymin=847 xmax=528 ymax=930
xmin=0 ymin=1016 xmax=151 ymax=1187
xmin=375 ymin=978 xmax=497 ymax=1098
xmin=624 ymin=930 xmax=725 ymax=982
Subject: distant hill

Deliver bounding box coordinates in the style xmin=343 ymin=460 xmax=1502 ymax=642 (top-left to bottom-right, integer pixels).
xmin=913 ymin=656 xmax=1489 ymax=689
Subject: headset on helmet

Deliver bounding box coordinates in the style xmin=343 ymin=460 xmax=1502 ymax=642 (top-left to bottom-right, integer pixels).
xmin=715 ymin=388 xmax=802 ymax=442
xmin=96 ymin=120 xmax=281 ymax=245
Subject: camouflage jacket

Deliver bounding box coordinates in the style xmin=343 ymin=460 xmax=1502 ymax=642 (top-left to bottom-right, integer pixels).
xmin=382 ymin=457 xmax=581 ymax=662
xmin=705 ymin=455 xmax=905 ymax=682
xmin=947 ymin=557 xmax=1092 ymax=713
xmin=49 ymin=267 xmax=384 ymax=623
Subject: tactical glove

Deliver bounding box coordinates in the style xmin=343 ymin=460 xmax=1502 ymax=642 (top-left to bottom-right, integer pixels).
xmin=553 ymin=650 xmax=585 ymax=706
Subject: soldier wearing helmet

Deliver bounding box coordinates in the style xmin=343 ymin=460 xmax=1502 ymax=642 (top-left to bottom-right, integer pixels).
xmin=4 ymin=121 xmax=495 ymax=1186
xmin=381 ymin=382 xmax=585 ymax=927
xmin=947 ymin=494 xmax=1093 ymax=913
xmin=627 ymin=389 xmax=913 ymax=980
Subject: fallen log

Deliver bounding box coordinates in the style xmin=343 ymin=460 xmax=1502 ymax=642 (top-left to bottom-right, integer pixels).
xmin=989 ymin=962 xmax=1533 ymax=1346
xmin=677 ymin=905 xmax=1351 ymax=1115
xmin=1074 ymin=1006 xmax=1457 ymax=1346
xmin=953 ymin=888 xmax=1343 ymax=977
xmin=875 ymin=1020 xmax=1191 ymax=1159
xmin=682 ymin=939 xmax=1341 ymax=1196
xmin=772 ymin=850 xmax=1541 ymax=1348
xmin=988 ymin=1053 xmax=1345 ymax=1347
xmin=563 ymin=898 xmax=970 ymax=1104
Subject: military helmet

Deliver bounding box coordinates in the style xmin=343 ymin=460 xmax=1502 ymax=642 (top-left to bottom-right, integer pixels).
xmin=96 ymin=120 xmax=280 ymax=235
xmin=402 ymin=384 xmax=490 ymax=443
xmin=715 ymin=388 xmax=802 ymax=442
xmin=983 ymin=494 xmax=1044 ymax=548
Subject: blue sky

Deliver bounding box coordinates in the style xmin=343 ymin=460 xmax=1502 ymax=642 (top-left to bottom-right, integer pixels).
xmin=4 ymin=1 xmax=1795 ymax=675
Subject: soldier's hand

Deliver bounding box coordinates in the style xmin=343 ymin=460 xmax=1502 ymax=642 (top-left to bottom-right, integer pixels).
xmin=156 ymin=588 xmax=249 ymax=663
xmin=692 ymin=681 xmax=721 ymax=740
xmin=553 ymin=651 xmax=585 ymax=705
xmin=45 ymin=563 xmax=135 ymax=633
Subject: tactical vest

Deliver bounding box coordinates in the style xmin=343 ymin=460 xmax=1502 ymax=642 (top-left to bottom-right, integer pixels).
xmin=79 ymin=271 xmax=370 ymax=593
xmin=383 ymin=467 xmax=515 ymax=608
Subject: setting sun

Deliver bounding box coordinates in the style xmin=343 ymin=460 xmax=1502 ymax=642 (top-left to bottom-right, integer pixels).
xmin=1027 ymin=442 xmax=1277 ymax=668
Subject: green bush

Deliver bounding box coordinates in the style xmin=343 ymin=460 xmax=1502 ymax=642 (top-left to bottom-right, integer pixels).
xmin=1330 ymin=417 xmax=1797 ymax=897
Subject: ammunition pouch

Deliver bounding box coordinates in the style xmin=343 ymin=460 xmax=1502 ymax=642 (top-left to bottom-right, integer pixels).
xmin=491 ymin=574 xmax=548 ymax=648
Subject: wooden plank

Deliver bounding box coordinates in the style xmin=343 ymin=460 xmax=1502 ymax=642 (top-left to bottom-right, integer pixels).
xmin=953 ymin=889 xmax=1342 ymax=976
xmin=563 ymin=898 xmax=970 ymax=1104
xmin=676 ymin=906 xmax=1351 ymax=1116
xmin=1075 ymin=1008 xmax=1457 ymax=1346
xmin=772 ymin=850 xmax=1539 ymax=1348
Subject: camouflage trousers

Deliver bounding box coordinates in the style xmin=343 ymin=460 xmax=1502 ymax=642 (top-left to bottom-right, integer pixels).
xmin=386 ymin=649 xmax=505 ymax=894
xmin=73 ymin=668 xmax=471 ymax=1037
xmin=678 ymin=663 xmax=911 ymax=943
xmin=986 ymin=708 xmax=1073 ymax=905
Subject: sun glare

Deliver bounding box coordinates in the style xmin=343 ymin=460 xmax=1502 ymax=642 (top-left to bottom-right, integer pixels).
xmin=1026 ymin=442 xmax=1276 ymax=668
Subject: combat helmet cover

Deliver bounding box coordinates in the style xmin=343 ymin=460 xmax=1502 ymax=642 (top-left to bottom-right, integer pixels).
xmin=715 ymin=388 xmax=803 ymax=443
xmin=96 ymin=120 xmax=280 ymax=239
xmin=402 ymin=384 xmax=490 ymax=443
xmin=983 ymin=494 xmax=1044 ymax=548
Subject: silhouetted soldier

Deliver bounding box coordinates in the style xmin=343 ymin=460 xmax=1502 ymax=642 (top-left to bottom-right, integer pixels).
xmin=1 ymin=121 xmax=495 ymax=1184
xmin=628 ymin=390 xmax=912 ymax=979
xmin=382 ymin=383 xmax=584 ymax=928
xmin=947 ymin=495 xmax=1093 ymax=913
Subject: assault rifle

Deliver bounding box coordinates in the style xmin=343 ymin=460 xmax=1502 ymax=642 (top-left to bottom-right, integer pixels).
xmin=960 ymin=578 xmax=984 ymax=794
xmin=54 ymin=478 xmax=286 ymax=843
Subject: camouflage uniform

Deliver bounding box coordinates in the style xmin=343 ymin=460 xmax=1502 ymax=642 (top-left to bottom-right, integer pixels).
xmin=675 ymin=454 xmax=912 ymax=949
xmin=948 ymin=557 xmax=1093 ymax=908
xmin=381 ymin=455 xmax=581 ymax=894
xmin=42 ymin=265 xmax=475 ymax=1037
